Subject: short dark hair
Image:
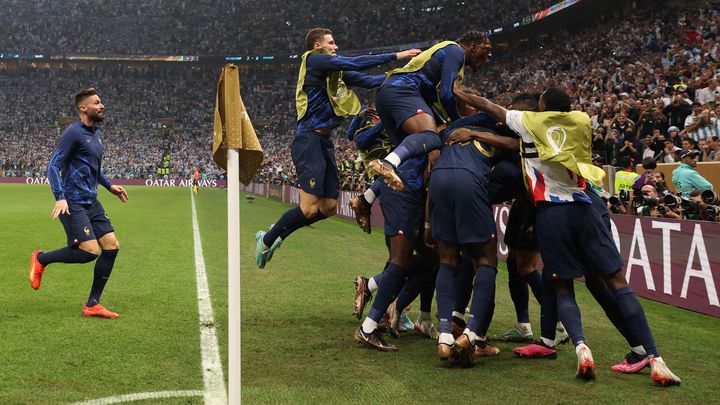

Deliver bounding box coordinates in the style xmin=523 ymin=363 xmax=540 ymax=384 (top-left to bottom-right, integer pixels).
xmin=74 ymin=88 xmax=98 ymax=110
xmin=511 ymin=92 xmax=539 ymax=111
xmin=641 ymin=157 xmax=657 ymax=170
xmin=305 ymin=28 xmax=332 ymax=51
xmin=618 ymin=156 xmax=632 ymax=169
xmin=541 ymin=87 xmax=572 ymax=112
xmin=457 ymin=31 xmax=488 ymax=46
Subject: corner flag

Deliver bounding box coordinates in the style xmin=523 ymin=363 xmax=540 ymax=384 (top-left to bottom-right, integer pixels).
xmin=212 ymin=64 xmax=263 ymax=404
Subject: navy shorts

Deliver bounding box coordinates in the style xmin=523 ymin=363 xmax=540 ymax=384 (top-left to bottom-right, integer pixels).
xmin=487 ymin=160 xmax=525 ymax=204
xmin=504 ymin=197 xmax=537 ymax=251
xmin=535 ymin=202 xmax=623 ymax=280
xmin=429 ymin=168 xmax=495 ymax=245
xmin=375 ymin=84 xmax=434 ymax=145
xmin=59 ymin=200 xmax=115 ymax=247
xmin=584 ymin=186 xmax=611 ymax=230
xmin=379 ymin=181 xmax=425 ymax=242
xmin=290 ymin=131 xmax=339 ymax=199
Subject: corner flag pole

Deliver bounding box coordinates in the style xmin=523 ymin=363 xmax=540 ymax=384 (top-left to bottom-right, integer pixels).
xmin=227 ymin=148 xmax=241 ymax=405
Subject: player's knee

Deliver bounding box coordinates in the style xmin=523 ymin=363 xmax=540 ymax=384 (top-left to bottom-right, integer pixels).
xmin=319 ymin=201 xmax=337 ymax=216
xmin=104 ymin=240 xmax=120 ymax=251
xmin=79 ymin=245 xmax=101 ymax=257
xmin=602 ymin=270 xmax=627 ymax=291
xmin=300 ymin=203 xmax=319 ymax=218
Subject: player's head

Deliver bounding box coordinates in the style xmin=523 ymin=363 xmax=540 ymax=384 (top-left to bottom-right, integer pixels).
xmin=458 ymin=31 xmax=492 ymax=71
xmin=458 ymin=87 xmax=481 ymax=116
xmin=510 ymin=93 xmax=539 ymax=112
xmin=74 ymin=88 xmax=105 ymax=123
xmin=539 ymin=87 xmax=572 ymax=112
xmin=305 ymin=28 xmax=337 ymax=55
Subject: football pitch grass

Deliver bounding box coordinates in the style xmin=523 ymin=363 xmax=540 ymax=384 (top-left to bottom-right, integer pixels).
xmin=1 ymin=184 xmax=718 ymax=404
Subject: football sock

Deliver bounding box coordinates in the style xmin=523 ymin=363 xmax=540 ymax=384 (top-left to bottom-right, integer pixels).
xmin=518 ymin=322 xmax=532 ymax=332
xmin=87 ymin=249 xmax=118 ymax=306
xmin=438 ymin=332 xmax=454 ymax=345
xmin=419 ymin=266 xmax=436 ymax=313
xmin=539 ymin=273 xmax=559 ymax=341
xmin=418 ymin=311 xmax=432 ymax=322
xmin=276 ymin=211 xmax=327 ymax=242
xmin=368 ymin=276 xmax=379 ymax=293
xmin=631 ymin=345 xmax=647 ymax=356
xmin=435 ymin=262 xmax=457 ymax=334
xmin=38 ymin=247 xmax=98 ymax=266
xmin=361 ymin=317 xmax=378 ymax=334
xmin=263 ymin=206 xmax=306 ymax=247
xmin=585 ymin=277 xmax=641 ymax=347
xmin=466 ymin=265 xmax=497 ymax=335
xmin=556 ymin=290 xmax=585 ymax=346
xmin=613 ymin=286 xmax=659 ymax=357
xmin=523 ymin=270 xmax=543 ymax=304
xmin=453 ymin=256 xmax=474 ymax=314
xmin=478 ymin=286 xmax=496 ymax=336
xmin=507 ymin=256 xmax=530 ymax=324
xmin=387 ymin=130 xmax=441 ymax=166
xmin=366 ymin=263 xmax=405 ymax=323
xmin=366 ymin=178 xmax=382 ymax=203
xmin=462 ymin=328 xmax=479 ymax=344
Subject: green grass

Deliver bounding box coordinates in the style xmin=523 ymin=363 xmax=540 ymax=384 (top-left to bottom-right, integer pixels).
xmin=238 ymin=192 xmax=719 ymax=404
xmin=0 ymin=185 xmax=717 ymax=404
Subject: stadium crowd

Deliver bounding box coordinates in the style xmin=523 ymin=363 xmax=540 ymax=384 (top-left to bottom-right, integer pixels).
xmin=0 ymin=0 xmax=554 ymax=55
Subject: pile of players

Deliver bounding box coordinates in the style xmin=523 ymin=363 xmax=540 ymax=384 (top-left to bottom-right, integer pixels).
xmin=254 ymin=28 xmax=681 ymax=387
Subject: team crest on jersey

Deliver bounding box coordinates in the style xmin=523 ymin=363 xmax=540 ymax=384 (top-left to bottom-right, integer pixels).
xmin=309 ymin=178 xmax=316 ymax=189
xmin=83 ymin=227 xmax=91 ymax=236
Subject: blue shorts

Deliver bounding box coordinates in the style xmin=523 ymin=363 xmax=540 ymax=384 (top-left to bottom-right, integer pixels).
xmin=59 ymin=200 xmax=115 ymax=247
xmin=504 ymin=197 xmax=537 ymax=251
xmin=536 ymin=202 xmax=623 ymax=280
xmin=584 ymin=186 xmax=611 ymax=230
xmin=379 ymin=181 xmax=424 ymax=242
xmin=429 ymin=168 xmax=495 ymax=245
xmin=487 ymin=160 xmax=525 ymax=204
xmin=290 ymin=131 xmax=339 ymax=199
xmin=375 ymin=84 xmax=434 ymax=145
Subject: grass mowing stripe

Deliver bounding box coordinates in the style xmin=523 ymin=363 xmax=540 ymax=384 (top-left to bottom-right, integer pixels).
xmin=191 ymin=189 xmax=228 ymax=404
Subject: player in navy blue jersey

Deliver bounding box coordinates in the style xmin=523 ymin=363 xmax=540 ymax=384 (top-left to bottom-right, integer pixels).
xmin=29 ymin=88 xmax=128 ymax=319
xmin=255 ymin=28 xmax=420 ymax=269
xmin=367 ymin=31 xmax=492 ymax=192
xmin=455 ymin=86 xmax=681 ymax=386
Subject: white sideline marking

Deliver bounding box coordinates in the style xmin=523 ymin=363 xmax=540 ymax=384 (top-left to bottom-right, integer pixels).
xmin=70 ymin=192 xmax=227 ymax=405
xmin=71 ymin=390 xmax=203 ymax=405
xmin=191 ymin=190 xmax=228 ymax=405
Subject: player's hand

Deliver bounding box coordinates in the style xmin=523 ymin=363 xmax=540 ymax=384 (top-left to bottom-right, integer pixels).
xmin=453 ymin=80 xmax=464 ymax=97
xmin=51 ymin=199 xmax=69 ymax=219
xmin=110 ymin=185 xmax=129 ymax=202
xmin=447 ymin=128 xmax=474 ymax=145
xmin=359 ymin=107 xmax=379 ymax=121
xmin=424 ymin=227 xmax=437 ymax=249
xmin=396 ymin=48 xmax=421 ymax=60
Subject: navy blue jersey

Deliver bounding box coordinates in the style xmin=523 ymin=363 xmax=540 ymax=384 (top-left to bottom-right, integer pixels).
xmin=48 ymin=121 xmax=112 ymax=204
xmin=351 ymin=121 xmax=386 ymax=151
xmin=297 ymin=53 xmax=395 ymax=133
xmin=383 ymin=44 xmax=464 ymax=121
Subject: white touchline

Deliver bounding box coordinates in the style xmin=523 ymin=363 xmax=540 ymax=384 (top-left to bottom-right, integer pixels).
xmin=191 ymin=190 xmax=229 ymax=405
xmin=70 ymin=192 xmax=227 ymax=405
xmin=71 ymin=390 xmax=203 ymax=405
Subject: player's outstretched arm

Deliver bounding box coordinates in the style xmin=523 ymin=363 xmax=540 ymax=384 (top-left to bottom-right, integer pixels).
xmin=453 ymin=83 xmax=508 ymax=124
xmin=447 ymin=128 xmax=519 ymax=151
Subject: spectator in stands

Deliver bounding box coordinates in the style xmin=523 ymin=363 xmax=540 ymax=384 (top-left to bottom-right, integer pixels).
xmin=683 ymin=102 xmax=716 ymax=142
xmin=614 ymin=156 xmax=639 ymax=195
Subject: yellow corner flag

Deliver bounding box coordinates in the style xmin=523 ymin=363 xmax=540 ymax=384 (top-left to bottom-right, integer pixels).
xmin=213 ymin=64 xmax=263 ymax=184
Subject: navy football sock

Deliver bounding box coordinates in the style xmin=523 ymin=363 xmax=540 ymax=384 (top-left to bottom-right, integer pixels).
xmin=366 ymin=263 xmax=406 ymax=323
xmin=539 ymin=274 xmax=558 ymax=340
xmin=87 ymin=249 xmax=118 ymax=306
xmin=263 ymin=206 xmax=306 ymax=246
xmin=585 ymin=277 xmax=640 ymax=347
xmin=419 ymin=267 xmax=436 ymax=313
xmin=523 ymin=270 xmax=543 ymax=305
xmin=507 ymin=257 xmax=530 ymax=323
xmin=395 ymin=257 xmax=424 ymax=311
xmin=613 ymin=286 xmax=659 ymax=357
xmin=453 ymin=256 xmax=474 ymax=313
xmin=556 ymin=290 xmax=585 ymax=346
xmin=369 ymin=177 xmax=383 ymax=196
xmin=478 ymin=287 xmax=496 ymax=336
xmin=38 ymin=247 xmax=98 ymax=266
xmin=278 ymin=212 xmax=326 ymax=241
xmin=466 ymin=265 xmax=497 ymax=334
xmin=435 ymin=263 xmax=458 ymax=334
xmin=391 ymin=130 xmax=441 ymax=164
